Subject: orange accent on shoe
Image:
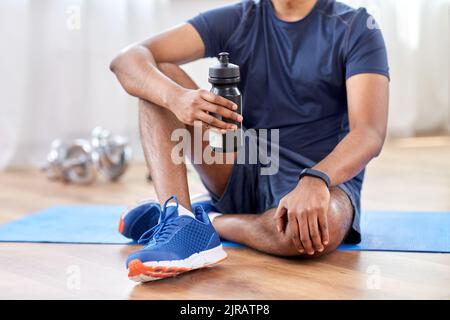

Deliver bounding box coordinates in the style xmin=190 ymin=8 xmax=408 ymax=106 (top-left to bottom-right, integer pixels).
xmin=127 ymin=256 xmax=227 ymax=281
xmin=144 ymin=271 xmax=180 ymax=279
xmin=127 ymin=259 xmax=191 ymax=279
xmin=118 ymin=216 xmax=125 ymax=234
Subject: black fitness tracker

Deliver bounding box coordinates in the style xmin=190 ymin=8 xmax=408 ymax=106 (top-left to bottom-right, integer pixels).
xmin=299 ymin=168 xmax=331 ymax=189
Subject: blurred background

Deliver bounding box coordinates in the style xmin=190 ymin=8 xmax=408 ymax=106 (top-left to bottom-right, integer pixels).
xmin=0 ymin=0 xmax=449 ymax=169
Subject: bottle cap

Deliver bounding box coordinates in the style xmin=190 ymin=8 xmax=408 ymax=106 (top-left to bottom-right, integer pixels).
xmin=209 ymin=52 xmax=240 ymax=84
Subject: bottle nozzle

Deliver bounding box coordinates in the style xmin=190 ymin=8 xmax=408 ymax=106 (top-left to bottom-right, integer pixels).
xmin=209 ymin=52 xmax=239 ymax=83
xmin=218 ymin=52 xmax=229 ymax=66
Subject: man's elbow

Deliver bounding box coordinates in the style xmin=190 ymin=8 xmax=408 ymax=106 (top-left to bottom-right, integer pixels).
xmin=370 ymin=129 xmax=386 ymax=158
xmin=109 ymin=56 xmax=119 ymax=73
xmin=109 ymin=48 xmax=129 ymax=74
xmin=109 ymin=46 xmax=141 ymax=97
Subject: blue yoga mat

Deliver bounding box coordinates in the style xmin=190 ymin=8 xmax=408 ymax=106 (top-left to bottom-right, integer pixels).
xmin=0 ymin=205 xmax=448 ymax=252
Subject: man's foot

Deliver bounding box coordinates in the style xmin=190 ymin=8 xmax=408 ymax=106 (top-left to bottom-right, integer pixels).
xmin=119 ymin=193 xmax=217 ymax=242
xmin=119 ymin=199 xmax=161 ymax=242
xmin=126 ymin=195 xmax=227 ymax=282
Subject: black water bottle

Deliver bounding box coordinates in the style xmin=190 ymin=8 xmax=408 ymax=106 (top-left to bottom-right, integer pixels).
xmin=208 ymin=52 xmax=242 ymax=153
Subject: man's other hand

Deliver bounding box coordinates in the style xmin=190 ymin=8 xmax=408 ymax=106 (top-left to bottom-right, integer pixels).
xmin=274 ymin=176 xmax=331 ymax=255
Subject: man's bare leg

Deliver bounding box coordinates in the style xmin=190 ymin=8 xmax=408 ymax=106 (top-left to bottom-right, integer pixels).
xmin=212 ymin=187 xmax=354 ymax=257
xmin=139 ymin=63 xmax=234 ymax=210
xmin=139 ymin=99 xmax=191 ymax=209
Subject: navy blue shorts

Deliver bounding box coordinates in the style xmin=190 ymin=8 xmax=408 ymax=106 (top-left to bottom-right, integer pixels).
xmin=203 ymin=135 xmax=362 ymax=244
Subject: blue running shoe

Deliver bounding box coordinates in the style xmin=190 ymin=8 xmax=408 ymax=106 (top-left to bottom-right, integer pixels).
xmin=119 ymin=199 xmax=161 ymax=242
xmin=126 ymin=195 xmax=227 ymax=282
xmin=119 ymin=193 xmax=216 ymax=243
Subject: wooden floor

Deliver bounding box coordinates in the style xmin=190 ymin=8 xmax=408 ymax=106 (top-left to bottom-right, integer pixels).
xmin=0 ymin=136 xmax=449 ymax=299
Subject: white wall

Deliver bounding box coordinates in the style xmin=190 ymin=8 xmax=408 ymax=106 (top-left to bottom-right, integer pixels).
xmin=0 ymin=0 xmax=448 ymax=168
xmin=343 ymin=0 xmax=450 ymax=136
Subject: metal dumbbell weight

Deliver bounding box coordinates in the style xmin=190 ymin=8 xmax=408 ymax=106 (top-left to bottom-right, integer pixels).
xmin=43 ymin=139 xmax=97 ymax=185
xmin=91 ymin=127 xmax=132 ymax=181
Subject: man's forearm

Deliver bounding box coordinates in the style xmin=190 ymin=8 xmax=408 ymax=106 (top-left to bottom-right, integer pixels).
xmin=110 ymin=45 xmax=185 ymax=109
xmin=313 ymin=127 xmax=385 ymax=186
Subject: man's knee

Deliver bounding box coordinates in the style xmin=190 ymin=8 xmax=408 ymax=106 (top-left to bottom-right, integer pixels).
xmin=260 ymin=191 xmax=353 ymax=258
xmin=327 ymin=187 xmax=354 ymax=243
xmin=256 ymin=210 xmax=303 ymax=257
xmin=305 ymin=190 xmax=353 ymax=257
xmin=268 ymin=229 xmax=340 ymax=258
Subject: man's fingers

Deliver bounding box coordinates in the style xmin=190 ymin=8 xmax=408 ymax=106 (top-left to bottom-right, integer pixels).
xmin=288 ymin=212 xmax=304 ymax=253
xmin=197 ymin=111 xmax=234 ymax=132
xmin=200 ymin=91 xmax=238 ymax=110
xmin=318 ymin=211 xmax=329 ymax=246
xmin=203 ymin=103 xmax=242 ymax=123
xmin=274 ymin=200 xmax=287 ymax=233
xmin=299 ymin=213 xmax=314 ymax=255
xmin=308 ymin=214 xmax=324 ymax=253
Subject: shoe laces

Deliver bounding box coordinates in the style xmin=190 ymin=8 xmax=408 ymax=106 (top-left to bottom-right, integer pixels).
xmin=137 ymin=195 xmax=180 ymax=245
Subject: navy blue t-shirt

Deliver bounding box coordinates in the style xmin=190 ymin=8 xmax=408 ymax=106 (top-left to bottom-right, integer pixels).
xmin=188 ymin=0 xmax=389 ymax=192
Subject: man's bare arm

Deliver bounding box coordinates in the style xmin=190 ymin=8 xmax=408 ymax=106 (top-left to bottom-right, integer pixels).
xmin=313 ymin=73 xmax=389 ymax=185
xmin=110 ymin=24 xmax=202 ymax=105
xmin=275 ymin=73 xmax=389 ymax=255
xmin=110 ymin=23 xmax=242 ymax=132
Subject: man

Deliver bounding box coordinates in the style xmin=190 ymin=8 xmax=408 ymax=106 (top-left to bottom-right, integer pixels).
xmin=111 ymin=0 xmax=389 ymax=282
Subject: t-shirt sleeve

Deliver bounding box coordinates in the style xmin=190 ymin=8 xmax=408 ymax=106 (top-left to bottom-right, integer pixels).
xmin=187 ymin=2 xmax=244 ymax=58
xmin=344 ymin=9 xmax=390 ymax=80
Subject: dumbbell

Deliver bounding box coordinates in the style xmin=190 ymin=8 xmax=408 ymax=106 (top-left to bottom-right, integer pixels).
xmin=43 ymin=139 xmax=96 ymax=185
xmin=43 ymin=128 xmax=132 ymax=185
xmin=91 ymin=127 xmax=132 ymax=181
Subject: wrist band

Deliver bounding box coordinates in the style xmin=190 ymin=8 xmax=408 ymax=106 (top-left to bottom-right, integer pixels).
xmin=299 ymin=168 xmax=331 ymax=189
